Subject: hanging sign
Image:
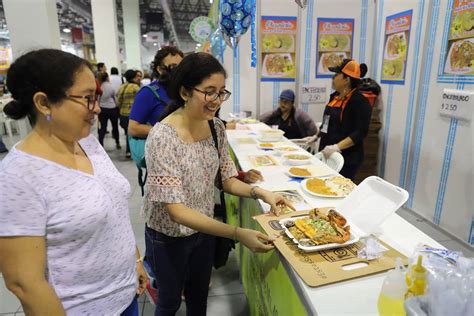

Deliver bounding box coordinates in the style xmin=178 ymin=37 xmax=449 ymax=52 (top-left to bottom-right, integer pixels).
xmin=442 ymin=0 xmax=474 ymax=76
xmin=260 ymin=16 xmax=297 ymax=82
xmin=381 ymin=10 xmax=413 ymax=85
xmin=439 ymin=89 xmax=473 ymax=121
xmin=315 ymin=18 xmax=354 ymax=78
xmin=189 ymin=16 xmax=212 ymax=43
xmin=300 ymin=85 xmax=328 ymax=104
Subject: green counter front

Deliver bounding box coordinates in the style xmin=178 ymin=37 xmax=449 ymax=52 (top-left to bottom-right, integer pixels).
xmin=225 ymin=194 xmax=308 ymax=315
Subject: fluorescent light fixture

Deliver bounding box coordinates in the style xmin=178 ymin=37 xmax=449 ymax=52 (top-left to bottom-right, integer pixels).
xmin=142 ymin=34 xmax=147 ymax=38
xmin=153 ymin=43 xmax=158 ymax=46
xmin=63 ymin=28 xmax=71 ymax=33
xmin=196 ymin=43 xmax=202 ymax=47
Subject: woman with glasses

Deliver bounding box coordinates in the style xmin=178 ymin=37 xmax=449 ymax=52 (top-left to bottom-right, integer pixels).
xmin=144 ymin=52 xmax=293 ymax=315
xmin=0 ymin=49 xmax=147 ymax=316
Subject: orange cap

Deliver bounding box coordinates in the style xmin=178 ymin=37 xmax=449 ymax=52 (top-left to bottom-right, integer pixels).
xmin=329 ymin=59 xmax=361 ymax=79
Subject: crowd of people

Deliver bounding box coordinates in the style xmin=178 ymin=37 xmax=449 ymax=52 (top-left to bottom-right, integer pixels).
xmin=0 ymin=45 xmax=373 ymax=315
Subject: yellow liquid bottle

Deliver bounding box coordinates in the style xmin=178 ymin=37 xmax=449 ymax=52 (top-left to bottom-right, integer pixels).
xmin=378 ymin=294 xmax=406 ymax=316
xmin=378 ymin=258 xmax=407 ymax=316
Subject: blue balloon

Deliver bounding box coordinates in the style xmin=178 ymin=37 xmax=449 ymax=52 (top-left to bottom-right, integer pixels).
xmin=219 ymin=0 xmax=253 ymax=48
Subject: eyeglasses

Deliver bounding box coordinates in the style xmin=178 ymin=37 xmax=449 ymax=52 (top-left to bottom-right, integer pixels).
xmin=192 ymin=87 xmax=232 ymax=102
xmin=66 ymin=94 xmax=99 ymax=110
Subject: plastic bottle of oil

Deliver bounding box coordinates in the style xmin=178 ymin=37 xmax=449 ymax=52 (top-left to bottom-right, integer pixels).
xmin=378 ymin=258 xmax=407 ymax=316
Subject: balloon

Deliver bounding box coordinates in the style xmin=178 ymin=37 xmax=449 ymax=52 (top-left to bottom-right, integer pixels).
xmin=210 ymin=28 xmax=226 ymax=62
xmin=295 ymin=0 xmax=308 ymax=9
xmin=219 ymin=0 xmax=253 ymax=48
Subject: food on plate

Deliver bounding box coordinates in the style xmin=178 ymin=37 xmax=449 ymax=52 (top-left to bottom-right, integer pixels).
xmin=286 ymin=208 xmax=351 ymax=245
xmin=321 ymin=53 xmax=344 ymax=72
xmin=251 ymin=155 xmax=277 ymax=166
xmin=289 ymin=167 xmax=311 ymax=177
xmin=264 ymin=54 xmax=294 ymax=75
xmin=386 ymin=33 xmax=406 ymax=58
xmin=330 ymin=176 xmax=356 ymax=193
xmin=276 ymin=191 xmax=304 ymax=204
xmin=306 ymin=178 xmax=338 ymax=196
xmin=260 ymin=143 xmax=274 ymax=148
xmin=285 ymin=154 xmax=310 ymax=160
xmin=319 ymin=35 xmax=349 ymax=50
xmin=262 ymin=34 xmax=294 ymax=52
xmin=276 ymin=146 xmax=299 ymax=152
xmin=450 ymin=40 xmax=474 ymax=70
xmin=382 ymin=59 xmax=403 ymax=77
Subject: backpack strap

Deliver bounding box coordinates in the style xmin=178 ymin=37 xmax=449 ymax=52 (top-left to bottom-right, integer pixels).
xmin=144 ymin=85 xmax=162 ymax=101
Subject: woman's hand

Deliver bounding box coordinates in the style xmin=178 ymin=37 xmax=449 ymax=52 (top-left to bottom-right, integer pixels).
xmin=235 ymin=227 xmax=275 ymax=253
xmin=258 ymin=190 xmax=295 ymax=216
xmin=243 ymin=169 xmax=264 ymax=184
xmin=136 ymin=261 xmax=148 ymax=295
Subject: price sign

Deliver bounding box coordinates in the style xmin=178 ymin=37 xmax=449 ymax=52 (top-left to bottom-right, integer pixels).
xmin=439 ymin=89 xmax=473 ymax=121
xmin=301 ymin=85 xmax=328 ymax=104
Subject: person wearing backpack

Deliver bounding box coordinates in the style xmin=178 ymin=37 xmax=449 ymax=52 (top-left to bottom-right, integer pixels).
xmin=128 ymin=46 xmax=184 ymax=139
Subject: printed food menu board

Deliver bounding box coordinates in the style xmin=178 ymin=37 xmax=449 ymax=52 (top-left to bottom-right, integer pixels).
xmin=381 ymin=10 xmax=413 ymax=84
xmin=315 ymin=18 xmax=354 ymax=78
xmin=443 ymin=0 xmax=474 ymax=75
xmin=261 ymin=16 xmax=297 ymax=82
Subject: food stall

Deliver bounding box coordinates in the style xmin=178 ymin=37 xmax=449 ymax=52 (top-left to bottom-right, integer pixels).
xmin=224 ymin=123 xmax=443 ymax=315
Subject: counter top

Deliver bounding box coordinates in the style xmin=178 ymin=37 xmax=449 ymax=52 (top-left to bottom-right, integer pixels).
xmin=226 ymin=123 xmax=442 ymax=316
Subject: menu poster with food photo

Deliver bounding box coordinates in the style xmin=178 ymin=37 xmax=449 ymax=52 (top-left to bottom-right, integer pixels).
xmin=316 ymin=18 xmax=354 ymax=78
xmin=442 ymin=0 xmax=474 ymax=76
xmin=381 ymin=10 xmax=413 ymax=84
xmin=261 ymin=16 xmax=297 ymax=82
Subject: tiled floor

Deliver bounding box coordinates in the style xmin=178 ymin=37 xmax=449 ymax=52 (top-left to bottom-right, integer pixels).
xmin=0 ymin=130 xmax=472 ymax=315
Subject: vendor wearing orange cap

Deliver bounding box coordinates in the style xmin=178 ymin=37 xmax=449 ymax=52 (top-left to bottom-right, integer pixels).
xmin=318 ymin=59 xmax=372 ymax=180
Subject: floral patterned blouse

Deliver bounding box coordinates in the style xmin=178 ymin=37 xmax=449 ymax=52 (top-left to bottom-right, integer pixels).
xmin=143 ymin=118 xmax=238 ymax=237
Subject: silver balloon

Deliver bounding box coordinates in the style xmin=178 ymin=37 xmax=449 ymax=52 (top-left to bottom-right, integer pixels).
xmin=221 ymin=30 xmax=240 ymax=49
xmin=295 ymin=0 xmax=308 ymax=9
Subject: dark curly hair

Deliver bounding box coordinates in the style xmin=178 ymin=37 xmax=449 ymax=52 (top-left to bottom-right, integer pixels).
xmin=150 ymin=46 xmax=184 ymax=79
xmin=3 ymin=49 xmax=91 ymax=125
xmin=158 ymin=53 xmax=226 ymax=121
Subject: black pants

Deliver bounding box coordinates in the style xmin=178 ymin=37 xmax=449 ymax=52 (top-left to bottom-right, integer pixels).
xmin=340 ymin=163 xmax=361 ymax=180
xmin=119 ymin=115 xmax=130 ymax=154
xmin=98 ymin=108 xmax=120 ymax=146
xmin=145 ymin=226 xmax=215 ymax=316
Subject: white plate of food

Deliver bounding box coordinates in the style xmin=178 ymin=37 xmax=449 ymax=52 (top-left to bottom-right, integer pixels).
xmin=317 ymin=52 xmax=349 ymax=74
xmin=383 ymin=32 xmax=407 ymax=60
xmin=257 ymin=142 xmax=276 ymax=150
xmin=301 ymin=176 xmax=356 ymax=198
xmin=274 ymin=145 xmax=302 ymax=155
xmin=444 ymin=38 xmax=474 ymax=74
xmin=262 ymin=53 xmax=295 ymax=77
xmin=286 ymin=164 xmax=337 ymax=178
xmin=258 ymin=129 xmax=285 ymax=142
xmin=279 ymin=208 xmax=359 ymax=252
xmin=282 ymin=153 xmax=313 ymax=166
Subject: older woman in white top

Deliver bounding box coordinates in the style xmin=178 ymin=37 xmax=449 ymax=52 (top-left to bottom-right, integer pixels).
xmin=0 ymin=49 xmax=146 ymax=316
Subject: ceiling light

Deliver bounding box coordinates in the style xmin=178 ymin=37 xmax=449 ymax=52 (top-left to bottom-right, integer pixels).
xmin=196 ymin=43 xmax=201 ymax=47
xmin=142 ymin=34 xmax=147 ymax=38
xmin=63 ymin=28 xmax=71 ymax=33
xmin=153 ymin=43 xmax=158 ymax=46
xmin=210 ymin=0 xmax=213 ymax=3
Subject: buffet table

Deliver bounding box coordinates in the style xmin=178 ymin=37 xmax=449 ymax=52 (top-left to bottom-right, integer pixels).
xmin=224 ymin=123 xmax=442 ymax=316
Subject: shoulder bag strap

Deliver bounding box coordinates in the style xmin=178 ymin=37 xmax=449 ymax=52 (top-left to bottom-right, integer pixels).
xmin=208 ymin=119 xmax=227 ymax=222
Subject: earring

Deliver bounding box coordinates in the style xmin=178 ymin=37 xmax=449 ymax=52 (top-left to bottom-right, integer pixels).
xmin=46 ymin=114 xmax=52 ymax=121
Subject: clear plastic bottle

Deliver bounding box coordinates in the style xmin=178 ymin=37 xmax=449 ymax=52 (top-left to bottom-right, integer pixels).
xmin=405 ymin=255 xmax=427 ymax=298
xmin=378 ymin=258 xmax=407 ymax=316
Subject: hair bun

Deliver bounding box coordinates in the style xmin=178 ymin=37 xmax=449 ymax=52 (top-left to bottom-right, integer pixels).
xmin=360 ymin=63 xmax=368 ymax=78
xmin=3 ymin=99 xmax=30 ymax=120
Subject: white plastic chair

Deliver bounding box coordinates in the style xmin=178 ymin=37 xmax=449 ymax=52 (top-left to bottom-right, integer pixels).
xmin=314 ymin=151 xmax=345 ymax=173
xmin=0 ymin=112 xmax=14 ymax=138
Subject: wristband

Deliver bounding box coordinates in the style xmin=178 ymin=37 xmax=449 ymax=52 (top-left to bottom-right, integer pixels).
xmin=250 ymin=186 xmax=259 ymax=200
